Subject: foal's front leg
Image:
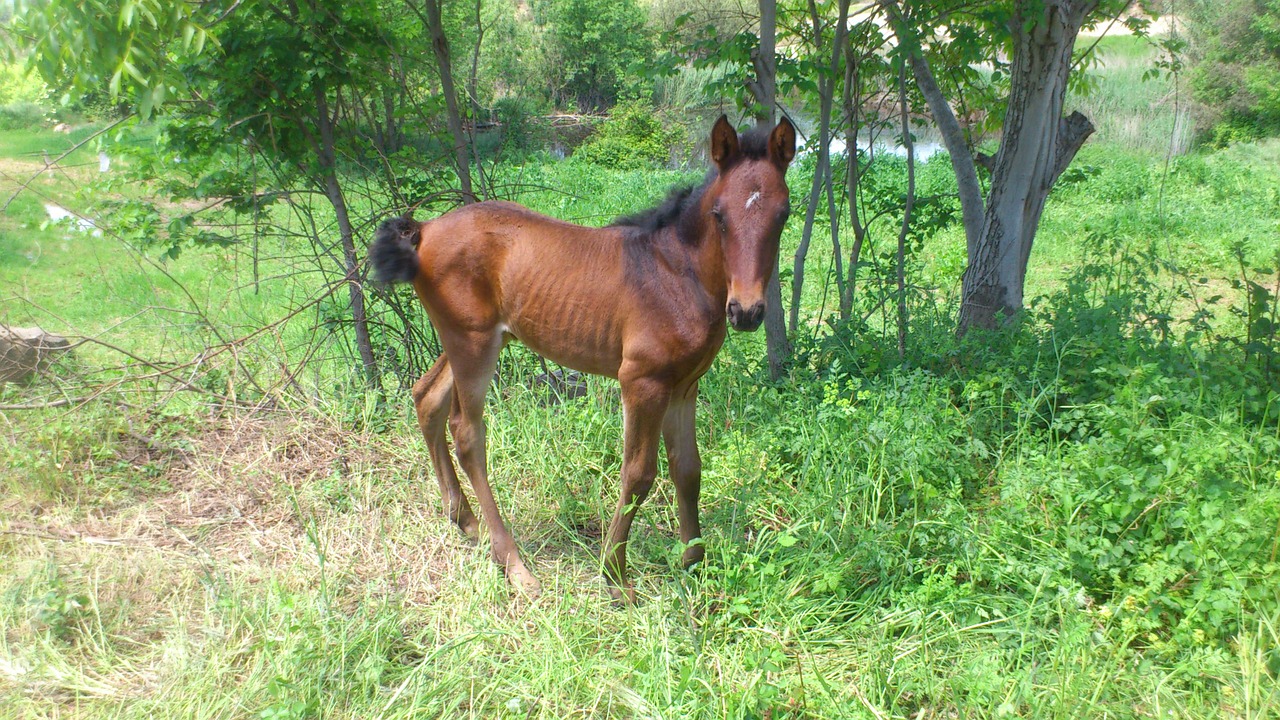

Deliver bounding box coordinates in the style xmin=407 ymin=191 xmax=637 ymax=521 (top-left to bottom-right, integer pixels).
xmin=603 ymin=375 xmax=671 ymax=604
xmin=662 ymin=384 xmax=704 ymax=569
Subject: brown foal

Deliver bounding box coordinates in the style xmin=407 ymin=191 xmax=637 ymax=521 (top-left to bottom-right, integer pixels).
xmin=371 ymin=116 xmax=796 ymax=603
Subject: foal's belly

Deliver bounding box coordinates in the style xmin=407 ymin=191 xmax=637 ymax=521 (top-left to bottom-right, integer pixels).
xmin=509 ymin=323 xmax=624 ymax=379
xmin=503 ymin=296 xmax=625 ymax=379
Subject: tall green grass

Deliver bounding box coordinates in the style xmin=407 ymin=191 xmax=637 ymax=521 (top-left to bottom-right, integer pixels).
xmin=2 ymin=81 xmax=1279 ymax=717
xmin=1070 ymin=34 xmax=1193 ymax=156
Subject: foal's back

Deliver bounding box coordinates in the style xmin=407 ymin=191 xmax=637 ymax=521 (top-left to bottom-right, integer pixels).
xmin=411 ymin=200 xmax=710 ymax=379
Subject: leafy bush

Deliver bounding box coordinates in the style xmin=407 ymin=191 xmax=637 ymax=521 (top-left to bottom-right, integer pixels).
xmin=540 ymin=0 xmax=652 ymax=111
xmin=1187 ymin=0 xmax=1280 ymax=144
xmin=775 ymin=212 xmax=1280 ymax=664
xmin=572 ymin=101 xmax=682 ymax=169
xmin=0 ymin=61 xmax=47 ymax=106
xmin=493 ymin=96 xmax=548 ymax=157
xmin=0 ymin=102 xmax=48 ymax=130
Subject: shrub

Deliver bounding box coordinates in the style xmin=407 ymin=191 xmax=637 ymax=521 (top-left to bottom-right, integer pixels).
xmin=0 ymin=61 xmax=47 ymax=106
xmin=572 ymin=100 xmax=682 ymax=169
xmin=541 ymin=0 xmax=652 ymax=111
xmin=0 ymin=102 xmax=48 ymax=130
xmin=1187 ymin=0 xmax=1280 ymax=143
xmin=493 ymin=96 xmax=548 ymax=157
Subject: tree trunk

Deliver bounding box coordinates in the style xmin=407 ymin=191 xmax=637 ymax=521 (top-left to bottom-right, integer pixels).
xmin=752 ymin=0 xmax=790 ymax=379
xmin=840 ymin=35 xmax=870 ymax=320
xmin=957 ymin=2 xmax=1095 ymax=332
xmin=884 ymin=0 xmax=986 ymax=258
xmin=790 ymin=0 xmax=849 ymax=336
xmin=749 ymin=0 xmax=777 ymax=122
xmin=469 ymin=0 xmax=485 ymax=121
xmin=421 ymin=0 xmax=477 ymax=204
xmin=895 ymin=60 xmax=915 ymax=359
xmin=382 ymin=86 xmax=402 ymax=155
xmin=313 ymin=85 xmax=380 ymax=386
xmin=885 ymin=0 xmax=1097 ymax=334
xmin=793 ymin=154 xmax=825 ymax=334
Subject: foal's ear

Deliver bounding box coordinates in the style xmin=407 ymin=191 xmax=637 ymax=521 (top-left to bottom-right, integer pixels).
xmin=769 ymin=116 xmax=797 ymax=168
xmin=710 ymin=115 xmax=739 ymax=169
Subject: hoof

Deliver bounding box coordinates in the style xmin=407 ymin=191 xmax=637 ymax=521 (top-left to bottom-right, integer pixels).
xmin=681 ymin=544 xmax=705 ymax=569
xmin=607 ymin=583 xmax=638 ymax=607
xmin=507 ymin=562 xmax=542 ymax=598
xmin=458 ymin=516 xmax=481 ymax=542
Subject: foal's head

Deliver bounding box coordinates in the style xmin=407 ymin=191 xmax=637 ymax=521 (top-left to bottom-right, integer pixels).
xmin=706 ymin=115 xmax=795 ymax=332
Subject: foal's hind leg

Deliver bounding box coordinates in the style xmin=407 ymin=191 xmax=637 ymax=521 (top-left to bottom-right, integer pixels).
xmin=412 ymin=356 xmax=480 ymax=540
xmin=446 ymin=331 xmax=541 ymax=597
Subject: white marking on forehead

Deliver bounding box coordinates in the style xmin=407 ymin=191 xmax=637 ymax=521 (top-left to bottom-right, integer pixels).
xmin=745 ymin=191 xmax=762 ymax=210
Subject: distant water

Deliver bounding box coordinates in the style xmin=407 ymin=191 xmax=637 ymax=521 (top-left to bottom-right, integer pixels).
xmin=44 ymin=204 xmax=102 ymax=237
xmin=800 ymin=134 xmax=945 ymax=163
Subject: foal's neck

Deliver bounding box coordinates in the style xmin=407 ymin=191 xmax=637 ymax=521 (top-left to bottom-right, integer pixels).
xmin=672 ymin=211 xmax=728 ymax=310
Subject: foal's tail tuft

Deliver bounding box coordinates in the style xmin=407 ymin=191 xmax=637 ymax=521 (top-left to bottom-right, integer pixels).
xmin=370 ymin=216 xmax=422 ymax=283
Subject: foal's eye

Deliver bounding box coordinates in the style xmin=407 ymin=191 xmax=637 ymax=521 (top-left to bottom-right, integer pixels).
xmin=711 ymin=209 xmax=727 ymax=233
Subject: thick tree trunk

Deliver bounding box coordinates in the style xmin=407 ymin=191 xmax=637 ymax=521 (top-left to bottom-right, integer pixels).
xmin=886 ymin=0 xmax=1097 ymax=334
xmin=752 ymin=0 xmax=791 ymax=379
xmin=422 ymin=0 xmax=477 ymax=204
xmin=957 ymin=2 xmax=1095 ymax=332
xmin=313 ymin=86 xmax=380 ymax=386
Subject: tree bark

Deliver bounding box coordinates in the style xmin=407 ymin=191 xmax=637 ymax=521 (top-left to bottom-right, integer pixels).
xmin=420 ymin=0 xmax=477 ymax=204
xmin=885 ymin=0 xmax=1098 ymax=334
xmin=790 ymin=0 xmax=849 ymax=336
xmin=313 ymin=85 xmax=380 ymax=386
xmin=957 ymin=1 xmax=1096 ymax=332
xmin=895 ymin=60 xmax=915 ymax=359
xmin=752 ymin=0 xmax=790 ymax=379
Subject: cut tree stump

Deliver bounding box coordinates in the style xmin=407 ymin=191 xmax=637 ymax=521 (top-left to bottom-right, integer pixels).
xmin=0 ymin=326 xmax=72 ymax=383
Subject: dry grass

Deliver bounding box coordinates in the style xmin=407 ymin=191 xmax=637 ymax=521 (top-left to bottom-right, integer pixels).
xmin=0 ymin=396 xmax=656 ymax=716
xmin=1 ymin=410 xmax=439 ymax=706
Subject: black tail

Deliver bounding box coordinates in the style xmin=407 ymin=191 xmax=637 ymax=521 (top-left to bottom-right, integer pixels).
xmin=370 ymin=216 xmax=422 ymax=283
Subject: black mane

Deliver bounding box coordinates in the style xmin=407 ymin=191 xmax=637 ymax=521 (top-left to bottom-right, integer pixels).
xmin=609 ymin=182 xmax=706 ymax=236
xmin=607 ymin=123 xmax=776 ymax=242
xmin=734 ymin=124 xmax=776 ymax=162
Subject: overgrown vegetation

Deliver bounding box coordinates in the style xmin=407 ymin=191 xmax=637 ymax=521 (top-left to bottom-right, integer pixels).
xmin=1187 ymin=0 xmax=1280 ymax=144
xmin=2 ymin=2 xmax=1279 ymax=718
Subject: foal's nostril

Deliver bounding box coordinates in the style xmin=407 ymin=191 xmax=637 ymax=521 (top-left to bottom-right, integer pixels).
xmin=727 ymin=299 xmax=742 ymax=324
xmin=726 ymin=299 xmax=765 ymax=331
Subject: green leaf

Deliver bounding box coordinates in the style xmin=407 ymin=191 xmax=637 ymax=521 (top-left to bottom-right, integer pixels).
xmin=122 ymin=59 xmax=145 ymax=83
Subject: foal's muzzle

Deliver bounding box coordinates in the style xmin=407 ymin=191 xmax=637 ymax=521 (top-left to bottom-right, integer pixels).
xmin=727 ymin=299 xmax=765 ymax=332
